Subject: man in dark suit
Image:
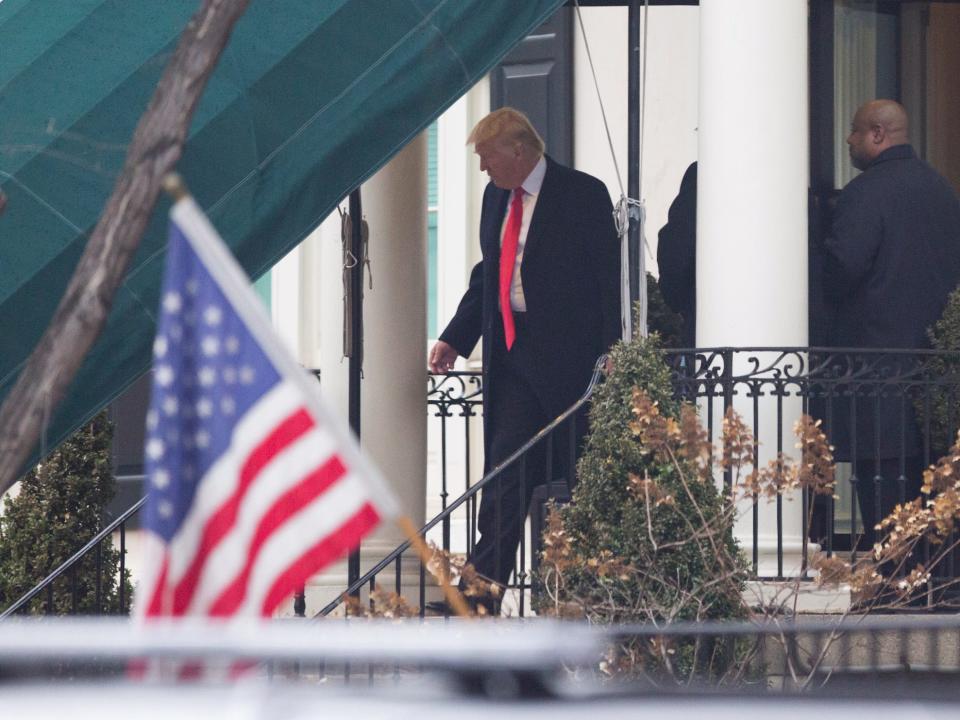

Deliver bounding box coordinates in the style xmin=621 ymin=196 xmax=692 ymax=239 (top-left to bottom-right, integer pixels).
xmin=657 ymin=162 xmax=697 ymax=347
xmin=822 ymin=99 xmax=960 ymax=547
xmin=428 ymin=108 xmax=620 ymax=595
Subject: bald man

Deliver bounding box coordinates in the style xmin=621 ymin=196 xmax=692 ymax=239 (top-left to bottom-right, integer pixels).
xmin=823 ymin=99 xmax=960 ymax=550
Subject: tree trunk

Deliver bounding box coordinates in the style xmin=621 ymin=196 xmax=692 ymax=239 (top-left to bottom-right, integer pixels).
xmin=0 ymin=0 xmax=251 ymax=494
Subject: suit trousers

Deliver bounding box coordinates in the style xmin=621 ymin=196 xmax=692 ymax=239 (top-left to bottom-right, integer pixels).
xmin=468 ymin=313 xmax=587 ymax=588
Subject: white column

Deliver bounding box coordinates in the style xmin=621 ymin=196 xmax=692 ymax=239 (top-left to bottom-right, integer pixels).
xmin=359 ymin=133 xmax=429 ymax=528
xmin=293 ymin=134 xmax=429 ymax=616
xmin=698 ymin=0 xmax=810 ymax=578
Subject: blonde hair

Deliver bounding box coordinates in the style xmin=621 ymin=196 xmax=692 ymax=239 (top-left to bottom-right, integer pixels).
xmin=467 ymin=107 xmax=545 ymax=155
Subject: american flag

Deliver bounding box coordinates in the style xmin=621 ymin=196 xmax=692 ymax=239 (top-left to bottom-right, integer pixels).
xmin=136 ymin=196 xmax=395 ymax=619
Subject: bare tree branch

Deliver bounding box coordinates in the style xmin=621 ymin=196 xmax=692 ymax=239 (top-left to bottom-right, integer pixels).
xmin=0 ymin=0 xmax=251 ymax=494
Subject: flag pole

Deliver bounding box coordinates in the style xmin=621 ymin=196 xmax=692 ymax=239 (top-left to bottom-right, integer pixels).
xmin=162 ymin=173 xmax=189 ymax=202
xmin=395 ymin=516 xmax=473 ymax=618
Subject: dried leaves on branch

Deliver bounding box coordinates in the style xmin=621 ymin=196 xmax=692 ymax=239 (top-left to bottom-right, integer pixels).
xmin=813 ymin=430 xmax=960 ymax=607
xmin=539 ymin=334 xmax=960 ymax=684
xmin=338 ymin=333 xmax=960 ymax=687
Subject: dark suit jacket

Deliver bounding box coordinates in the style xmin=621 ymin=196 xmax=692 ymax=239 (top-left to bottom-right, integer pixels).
xmin=657 ymin=162 xmax=697 ymax=347
xmin=822 ymin=144 xmax=960 ymax=459
xmin=439 ymin=156 xmax=620 ymax=452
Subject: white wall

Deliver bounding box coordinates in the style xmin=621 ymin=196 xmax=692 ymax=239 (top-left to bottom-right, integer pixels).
xmin=573 ymin=5 xmax=699 ymax=273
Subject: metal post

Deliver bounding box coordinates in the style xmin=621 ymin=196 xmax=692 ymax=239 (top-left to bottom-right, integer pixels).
xmin=347 ymin=187 xmax=364 ymax=593
xmin=627 ymin=0 xmax=641 ymax=310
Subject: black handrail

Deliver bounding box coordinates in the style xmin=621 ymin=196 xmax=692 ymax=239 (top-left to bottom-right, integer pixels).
xmin=0 ymin=495 xmax=148 ymax=619
xmin=315 ymin=355 xmax=609 ymax=617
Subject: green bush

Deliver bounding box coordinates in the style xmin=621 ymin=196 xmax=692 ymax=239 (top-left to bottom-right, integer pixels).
xmin=645 ymin=273 xmax=685 ymax=349
xmin=538 ymin=332 xmax=747 ymax=681
xmin=0 ymin=411 xmax=132 ymax=615
xmin=919 ymin=286 xmax=960 ymax=459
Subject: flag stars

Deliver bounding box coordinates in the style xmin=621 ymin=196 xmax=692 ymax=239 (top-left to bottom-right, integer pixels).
xmin=201 ymin=336 xmax=219 ymax=357
xmin=203 ymin=306 xmax=222 ymax=326
xmin=223 ymin=366 xmax=237 ymax=385
xmin=156 ymin=365 xmax=175 ymax=388
xmin=146 ymin=438 xmax=165 ymax=461
xmin=152 ymin=469 xmax=170 ymax=490
xmin=239 ymin=365 xmax=255 ymax=385
xmin=162 ymin=396 xmax=178 ymax=416
xmin=195 ymin=430 xmax=211 ymax=449
xmin=146 ymin=410 xmax=159 ymax=432
xmin=185 ymin=278 xmax=199 ymax=296
xmin=196 ymin=397 xmax=213 ymax=418
xmin=221 ymin=396 xmax=236 ymax=416
xmin=198 ymin=366 xmax=216 ymax=387
xmin=153 ymin=336 xmax=168 ymax=358
xmin=158 ymin=500 xmax=174 ymax=519
xmin=225 ymin=336 xmax=240 ymax=355
xmin=162 ymin=292 xmax=182 ymax=314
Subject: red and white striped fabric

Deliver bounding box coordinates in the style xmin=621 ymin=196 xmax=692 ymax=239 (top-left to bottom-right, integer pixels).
xmin=135 ymin=196 xmax=395 ymax=623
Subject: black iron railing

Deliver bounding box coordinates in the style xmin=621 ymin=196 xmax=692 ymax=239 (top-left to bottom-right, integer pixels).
xmin=8 ymin=348 xmax=960 ymax=618
xmin=0 ymin=495 xmax=146 ymax=618
xmin=667 ymin=347 xmax=960 ymax=586
xmin=318 ymin=358 xmax=606 ymax=618
xmin=425 ymin=370 xmax=483 ymax=557
xmin=323 ymin=346 xmax=960 ymax=616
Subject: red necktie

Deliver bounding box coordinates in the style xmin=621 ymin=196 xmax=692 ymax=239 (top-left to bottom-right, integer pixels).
xmin=499 ymin=189 xmax=524 ymax=350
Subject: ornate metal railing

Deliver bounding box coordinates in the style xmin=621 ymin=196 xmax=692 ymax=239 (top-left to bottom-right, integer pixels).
xmin=666 ymin=347 xmax=960 ymax=585
xmin=318 ymin=358 xmax=604 ymax=618
xmin=323 ymin=346 xmax=960 ymax=616
xmin=426 ymin=370 xmax=483 ymax=556
xmin=8 ymin=348 xmax=960 ymax=618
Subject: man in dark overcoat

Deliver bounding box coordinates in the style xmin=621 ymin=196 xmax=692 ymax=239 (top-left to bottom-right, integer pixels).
xmin=428 ymin=108 xmax=620 ymax=596
xmin=822 ymin=99 xmax=960 ymax=547
xmin=657 ymin=161 xmax=697 ymax=348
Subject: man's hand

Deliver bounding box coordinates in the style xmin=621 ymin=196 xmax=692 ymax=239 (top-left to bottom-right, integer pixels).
xmin=428 ymin=340 xmax=459 ymax=374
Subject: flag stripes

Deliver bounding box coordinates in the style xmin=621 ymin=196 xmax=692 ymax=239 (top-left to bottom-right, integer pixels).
xmin=208 ymin=455 xmax=347 ymax=616
xmin=260 ymin=503 xmax=380 ymax=616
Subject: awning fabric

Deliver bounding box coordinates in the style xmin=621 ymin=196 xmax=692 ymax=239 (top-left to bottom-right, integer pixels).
xmin=0 ymin=0 xmax=563 ymax=469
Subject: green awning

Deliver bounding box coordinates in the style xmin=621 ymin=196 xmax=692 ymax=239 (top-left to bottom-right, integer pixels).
xmin=0 ymin=0 xmax=564 ymax=469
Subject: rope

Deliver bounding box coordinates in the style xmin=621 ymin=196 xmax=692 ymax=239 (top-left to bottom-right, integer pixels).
xmin=573 ymin=0 xmax=650 ymax=341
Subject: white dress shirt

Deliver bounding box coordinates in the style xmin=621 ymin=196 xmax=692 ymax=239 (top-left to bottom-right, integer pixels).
xmin=500 ymin=155 xmax=546 ymax=312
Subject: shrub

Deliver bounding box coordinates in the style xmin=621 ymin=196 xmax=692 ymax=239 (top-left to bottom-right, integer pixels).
xmin=0 ymin=411 xmax=132 ymax=615
xmin=645 ymin=273 xmax=685 ymax=349
xmin=538 ymin=332 xmax=748 ymax=682
xmin=919 ymin=285 xmax=960 ymax=459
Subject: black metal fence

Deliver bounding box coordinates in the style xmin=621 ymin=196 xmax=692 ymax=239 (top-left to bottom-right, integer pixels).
xmin=6 ymin=348 xmax=960 ymax=618
xmin=325 ymin=347 xmax=960 ymax=616
xmin=319 ymin=359 xmax=601 ymax=618
xmin=667 ymin=347 xmax=960 ymax=588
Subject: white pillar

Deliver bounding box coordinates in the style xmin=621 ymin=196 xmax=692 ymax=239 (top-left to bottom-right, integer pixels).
xmin=360 ymin=133 xmax=429 ymax=528
xmin=698 ymin=0 xmax=809 ymax=578
xmin=294 ymin=134 xmax=429 ymax=616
